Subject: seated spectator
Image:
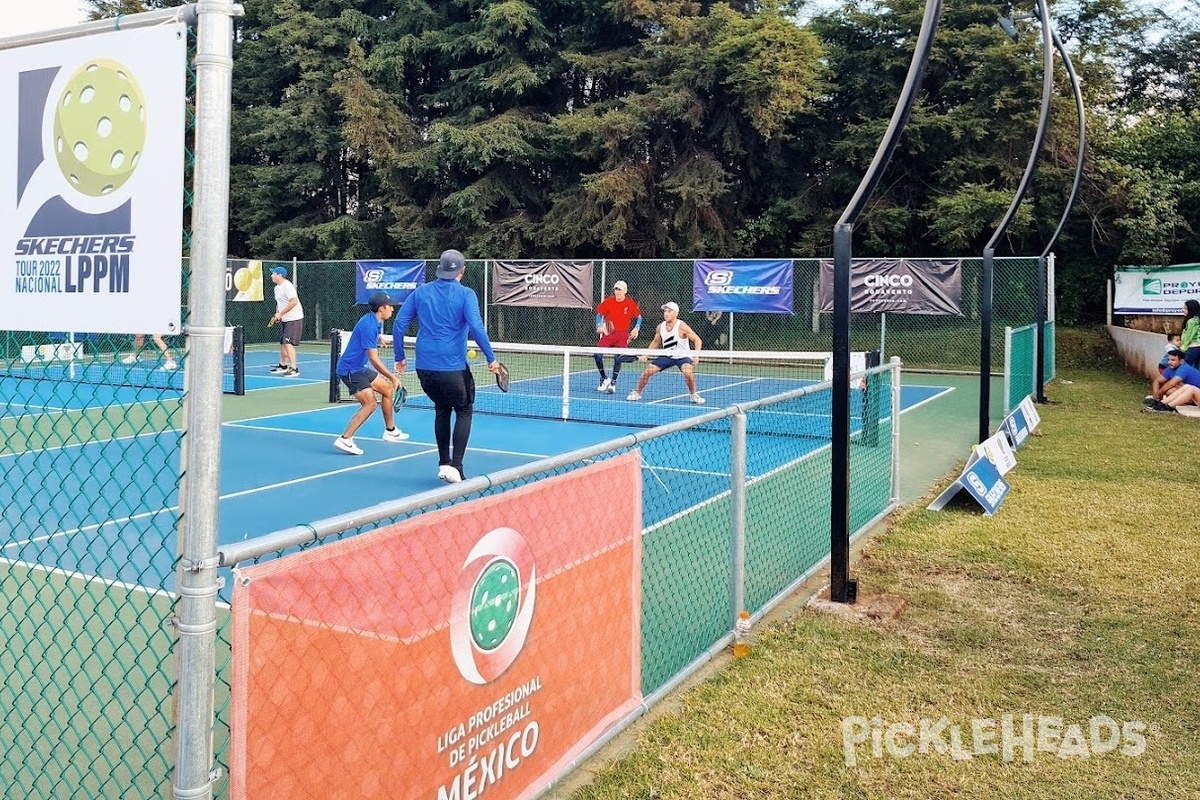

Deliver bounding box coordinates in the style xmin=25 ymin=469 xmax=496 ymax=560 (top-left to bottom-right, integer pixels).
xmin=1148 ymin=331 xmax=1184 ymax=403
xmin=1156 ymin=382 xmax=1200 ymax=413
xmin=1146 ymin=348 xmax=1200 ymax=412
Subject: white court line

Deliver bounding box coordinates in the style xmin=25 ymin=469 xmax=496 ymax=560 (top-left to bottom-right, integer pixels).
xmin=0 ymin=555 xmax=213 ymax=606
xmin=1 ymin=448 xmax=438 ymax=553
xmin=224 ymin=421 xmax=553 ymax=460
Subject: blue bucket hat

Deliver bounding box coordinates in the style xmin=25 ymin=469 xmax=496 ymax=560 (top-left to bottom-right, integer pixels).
xmin=270 ymin=266 xmax=288 ymax=277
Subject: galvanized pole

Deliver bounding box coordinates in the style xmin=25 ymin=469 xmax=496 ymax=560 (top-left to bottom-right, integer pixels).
xmin=174 ymin=2 xmax=240 ymax=798
xmin=729 ymin=412 xmax=747 ymax=624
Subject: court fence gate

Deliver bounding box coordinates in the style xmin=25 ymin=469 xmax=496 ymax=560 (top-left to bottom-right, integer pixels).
xmin=213 ymin=359 xmax=901 ymax=798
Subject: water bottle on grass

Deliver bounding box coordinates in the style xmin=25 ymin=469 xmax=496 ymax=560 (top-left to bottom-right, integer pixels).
xmin=733 ymin=610 xmax=752 ymax=658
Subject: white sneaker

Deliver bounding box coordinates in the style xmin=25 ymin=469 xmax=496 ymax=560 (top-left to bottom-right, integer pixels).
xmin=438 ymin=464 xmax=463 ymax=484
xmin=382 ymin=428 xmax=410 ymax=443
xmin=161 ymin=360 xmax=178 ymax=371
xmin=598 ymin=378 xmax=611 ymax=393
xmin=690 ymin=393 xmax=706 ymax=405
xmin=626 ymin=391 xmax=641 ymax=401
xmin=121 ymin=355 xmax=137 ymax=365
xmin=334 ymin=436 xmax=364 ymax=455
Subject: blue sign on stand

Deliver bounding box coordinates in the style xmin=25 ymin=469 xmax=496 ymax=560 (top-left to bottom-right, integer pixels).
xmin=1002 ymin=406 xmax=1031 ymax=448
xmin=927 ymin=449 xmax=1011 ymax=516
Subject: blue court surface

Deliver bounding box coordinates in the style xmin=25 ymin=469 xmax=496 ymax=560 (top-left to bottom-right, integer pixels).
xmin=0 ymin=371 xmax=949 ymax=596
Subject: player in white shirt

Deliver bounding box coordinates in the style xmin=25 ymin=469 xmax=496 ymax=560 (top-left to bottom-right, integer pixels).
xmin=626 ymin=302 xmax=705 ymax=404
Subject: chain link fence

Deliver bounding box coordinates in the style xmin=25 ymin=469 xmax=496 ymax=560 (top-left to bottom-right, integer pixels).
xmin=228 ymin=257 xmax=1044 ymax=373
xmin=0 ymin=18 xmax=198 ymax=800
xmin=215 ymin=361 xmax=899 ymax=797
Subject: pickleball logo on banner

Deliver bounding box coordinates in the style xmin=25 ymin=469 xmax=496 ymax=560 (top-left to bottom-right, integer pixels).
xmin=450 ymin=527 xmax=537 ymax=685
xmin=14 ymin=60 xmax=144 ymax=296
xmin=3 ymin=27 xmax=186 ymax=334
xmin=1143 ymin=279 xmax=1162 ymax=296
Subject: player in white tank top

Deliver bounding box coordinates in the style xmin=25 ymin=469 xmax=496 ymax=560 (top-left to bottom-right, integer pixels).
xmin=627 ymin=302 xmax=706 ymax=404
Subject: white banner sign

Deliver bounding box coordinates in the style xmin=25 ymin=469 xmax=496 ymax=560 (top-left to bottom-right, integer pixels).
xmin=1113 ymin=266 xmax=1200 ymax=314
xmin=0 ymin=25 xmax=187 ymax=334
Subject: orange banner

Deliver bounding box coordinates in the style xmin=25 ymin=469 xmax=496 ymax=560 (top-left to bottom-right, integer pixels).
xmin=230 ymin=452 xmax=643 ymax=800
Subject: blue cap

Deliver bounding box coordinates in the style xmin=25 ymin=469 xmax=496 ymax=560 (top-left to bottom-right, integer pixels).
xmin=368 ymin=292 xmax=394 ymax=312
xmin=437 ymin=249 xmax=466 ymax=279
xmin=270 ymin=266 xmax=288 ymax=277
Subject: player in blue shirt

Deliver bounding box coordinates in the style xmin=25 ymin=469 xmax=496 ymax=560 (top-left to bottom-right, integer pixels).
xmin=393 ymin=250 xmax=499 ymax=483
xmin=333 ymin=292 xmax=409 ymax=455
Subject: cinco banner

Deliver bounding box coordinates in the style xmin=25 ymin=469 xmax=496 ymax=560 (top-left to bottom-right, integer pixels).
xmin=818 ymin=258 xmax=963 ymax=315
xmin=1113 ymin=265 xmax=1200 ymax=314
xmin=491 ymin=260 xmax=594 ymax=308
xmin=1 ymin=25 xmax=188 ymax=334
xmin=230 ymin=453 xmax=643 ymax=800
xmin=356 ymin=259 xmax=425 ymax=305
xmin=692 ymin=259 xmax=793 ymax=314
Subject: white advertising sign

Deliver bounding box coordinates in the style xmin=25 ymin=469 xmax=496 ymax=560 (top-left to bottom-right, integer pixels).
xmin=1113 ymin=266 xmax=1200 ymax=314
xmin=1 ymin=25 xmax=187 ymax=334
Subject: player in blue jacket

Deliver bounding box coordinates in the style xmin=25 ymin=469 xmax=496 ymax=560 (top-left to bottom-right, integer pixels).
xmin=394 ymin=250 xmax=500 ymax=483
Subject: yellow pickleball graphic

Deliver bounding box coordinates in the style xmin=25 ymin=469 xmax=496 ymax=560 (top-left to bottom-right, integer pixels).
xmin=53 ymin=59 xmax=147 ymax=197
xmin=234 ymin=267 xmax=254 ymax=293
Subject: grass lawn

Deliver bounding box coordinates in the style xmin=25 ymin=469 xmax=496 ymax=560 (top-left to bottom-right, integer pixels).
xmin=565 ymin=328 xmax=1200 ymax=799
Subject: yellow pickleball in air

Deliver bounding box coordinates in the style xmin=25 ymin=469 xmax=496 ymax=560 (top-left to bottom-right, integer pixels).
xmin=233 ymin=267 xmax=254 ymax=293
xmin=53 ymin=59 xmax=147 ymax=197
xmin=467 ymin=348 xmax=478 ymax=360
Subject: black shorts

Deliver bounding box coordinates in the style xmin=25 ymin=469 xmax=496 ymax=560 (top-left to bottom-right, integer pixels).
xmin=339 ymin=368 xmax=377 ymax=395
xmin=280 ymin=319 xmax=303 ymax=346
xmin=651 ymin=355 xmax=692 ymax=371
xmin=417 ymin=368 xmax=476 ymax=408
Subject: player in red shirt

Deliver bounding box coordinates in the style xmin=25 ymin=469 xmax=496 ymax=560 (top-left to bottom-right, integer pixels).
xmin=594 ymin=280 xmax=642 ymax=394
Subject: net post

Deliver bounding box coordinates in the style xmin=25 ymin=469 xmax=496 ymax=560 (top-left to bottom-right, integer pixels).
xmin=729 ymin=411 xmax=747 ymax=625
xmin=863 ymin=349 xmax=881 ymax=447
xmin=328 ymin=329 xmax=342 ymax=403
xmin=232 ymin=325 xmax=245 ymax=395
xmin=561 ymin=349 xmax=571 ymax=420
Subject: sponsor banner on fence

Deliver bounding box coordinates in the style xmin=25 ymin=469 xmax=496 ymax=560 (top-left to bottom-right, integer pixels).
xmin=356 ymin=259 xmax=425 ymax=305
xmin=225 ymin=259 xmax=265 ymax=302
xmin=491 ymin=260 xmax=594 ymax=308
xmin=818 ymin=259 xmax=963 ymax=315
xmin=230 ymin=452 xmax=643 ymax=800
xmin=692 ymin=259 xmax=793 ymax=314
xmin=0 ymin=25 xmax=188 ymax=334
xmin=1113 ymin=265 xmax=1200 ymax=313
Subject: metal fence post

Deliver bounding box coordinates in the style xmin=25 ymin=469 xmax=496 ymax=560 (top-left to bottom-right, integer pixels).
xmin=890 ymin=356 xmax=902 ymax=505
xmin=175 ymin=1 xmax=239 ymax=798
xmin=730 ymin=411 xmax=747 ymax=624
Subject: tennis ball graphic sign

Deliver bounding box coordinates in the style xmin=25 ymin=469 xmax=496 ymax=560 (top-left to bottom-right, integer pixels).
xmin=2 ymin=26 xmax=187 ymax=335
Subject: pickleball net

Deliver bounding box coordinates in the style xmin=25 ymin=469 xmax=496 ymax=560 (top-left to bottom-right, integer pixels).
xmin=0 ymin=326 xmax=246 ymax=395
xmin=329 ymin=331 xmax=882 ymax=439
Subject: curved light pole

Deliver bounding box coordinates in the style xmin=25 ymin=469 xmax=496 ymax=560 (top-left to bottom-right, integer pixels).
xmin=979 ymin=0 xmax=1054 ymax=442
xmin=1035 ymin=24 xmax=1086 ymax=402
xmin=829 ymin=0 xmax=943 ymax=603
xmin=999 ymin=9 xmax=1086 ymax=406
